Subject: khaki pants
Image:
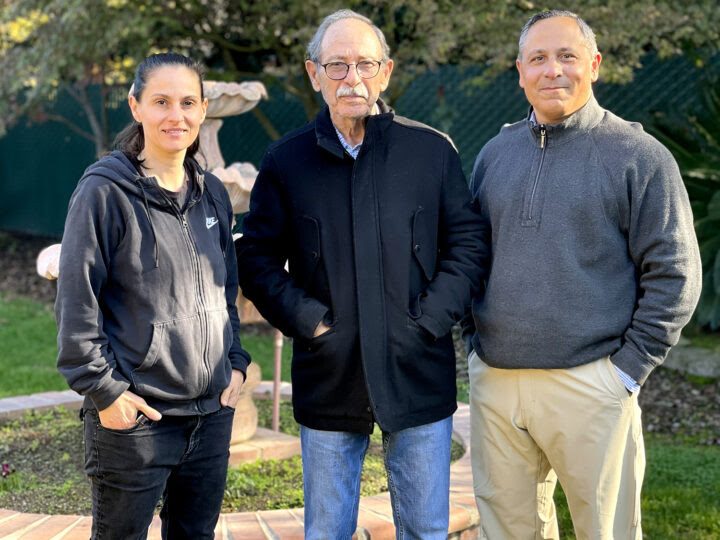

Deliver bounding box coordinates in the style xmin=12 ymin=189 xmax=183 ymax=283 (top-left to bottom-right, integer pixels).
xmin=468 ymin=352 xmax=645 ymax=540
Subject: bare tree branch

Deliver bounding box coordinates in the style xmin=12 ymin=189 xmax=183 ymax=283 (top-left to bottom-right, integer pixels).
xmin=42 ymin=114 xmax=95 ymax=142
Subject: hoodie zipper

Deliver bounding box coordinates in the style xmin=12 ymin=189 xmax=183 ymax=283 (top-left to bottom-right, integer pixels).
xmin=156 ymin=189 xmax=210 ymax=397
xmin=157 ymin=181 xmax=212 ymax=396
xmin=526 ymin=125 xmax=547 ymax=222
xmin=180 ymin=212 xmax=211 ymax=395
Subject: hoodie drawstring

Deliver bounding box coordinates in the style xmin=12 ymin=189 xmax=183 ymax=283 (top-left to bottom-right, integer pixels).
xmin=134 ymin=179 xmax=160 ymax=268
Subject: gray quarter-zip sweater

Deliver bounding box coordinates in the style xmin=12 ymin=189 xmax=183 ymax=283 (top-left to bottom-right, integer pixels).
xmin=464 ymin=95 xmax=701 ymax=385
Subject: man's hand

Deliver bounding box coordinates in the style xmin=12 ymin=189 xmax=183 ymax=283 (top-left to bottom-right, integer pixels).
xmin=98 ymin=390 xmax=162 ymax=429
xmin=220 ymin=369 xmax=245 ymax=408
xmin=313 ymin=321 xmax=331 ymax=338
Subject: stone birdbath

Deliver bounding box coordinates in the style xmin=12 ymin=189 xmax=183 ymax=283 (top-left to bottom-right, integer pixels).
xmin=37 ymin=80 xmax=272 ymax=452
xmin=199 ymin=80 xmax=268 ymax=327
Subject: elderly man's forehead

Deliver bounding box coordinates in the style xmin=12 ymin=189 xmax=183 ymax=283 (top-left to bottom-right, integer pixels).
xmin=319 ymin=19 xmax=383 ymax=59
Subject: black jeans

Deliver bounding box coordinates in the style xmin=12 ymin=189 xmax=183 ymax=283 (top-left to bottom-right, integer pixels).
xmin=83 ymin=406 xmax=234 ymax=539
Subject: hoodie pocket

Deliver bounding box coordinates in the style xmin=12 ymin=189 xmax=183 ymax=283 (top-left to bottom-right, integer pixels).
xmin=131 ymin=312 xmax=227 ymax=401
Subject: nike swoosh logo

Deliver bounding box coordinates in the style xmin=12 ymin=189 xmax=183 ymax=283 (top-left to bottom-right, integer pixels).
xmin=206 ymin=217 xmax=219 ymax=229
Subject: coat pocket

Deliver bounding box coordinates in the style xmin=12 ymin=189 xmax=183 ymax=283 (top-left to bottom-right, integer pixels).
xmin=411 ymin=206 xmax=437 ymax=282
xmin=291 ymin=215 xmax=322 ymax=288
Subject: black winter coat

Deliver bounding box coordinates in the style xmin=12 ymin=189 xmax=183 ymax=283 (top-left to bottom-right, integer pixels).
xmin=236 ymin=102 xmax=488 ymax=433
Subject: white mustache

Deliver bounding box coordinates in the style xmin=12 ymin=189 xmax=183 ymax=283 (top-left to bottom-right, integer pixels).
xmin=336 ymin=85 xmax=369 ymax=99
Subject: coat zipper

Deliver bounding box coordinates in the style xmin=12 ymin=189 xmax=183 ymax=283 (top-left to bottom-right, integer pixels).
xmin=527 ymin=125 xmax=547 ymax=221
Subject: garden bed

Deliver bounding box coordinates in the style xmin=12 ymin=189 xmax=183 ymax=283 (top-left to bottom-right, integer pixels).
xmin=0 ymin=399 xmax=464 ymax=515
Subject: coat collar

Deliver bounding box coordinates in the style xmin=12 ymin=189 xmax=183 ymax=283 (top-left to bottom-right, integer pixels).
xmin=315 ymin=98 xmax=395 ymax=158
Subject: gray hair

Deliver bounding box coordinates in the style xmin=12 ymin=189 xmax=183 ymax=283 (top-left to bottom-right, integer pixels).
xmin=517 ymin=10 xmax=599 ymax=61
xmin=306 ymin=9 xmax=391 ymax=63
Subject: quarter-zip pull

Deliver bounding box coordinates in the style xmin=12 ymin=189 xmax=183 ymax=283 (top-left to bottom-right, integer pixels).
xmin=525 ymin=125 xmax=547 ymax=222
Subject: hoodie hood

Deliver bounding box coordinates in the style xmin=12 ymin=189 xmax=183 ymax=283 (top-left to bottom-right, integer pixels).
xmin=80 ymin=151 xmax=211 ymax=268
xmin=80 ymin=150 xmax=206 ymax=207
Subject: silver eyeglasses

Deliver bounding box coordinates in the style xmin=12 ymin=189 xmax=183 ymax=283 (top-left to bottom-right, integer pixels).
xmin=320 ymin=61 xmax=382 ymax=80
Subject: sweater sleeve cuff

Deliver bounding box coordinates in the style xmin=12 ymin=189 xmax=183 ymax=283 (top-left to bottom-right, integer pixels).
xmin=610 ymin=346 xmax=657 ymax=386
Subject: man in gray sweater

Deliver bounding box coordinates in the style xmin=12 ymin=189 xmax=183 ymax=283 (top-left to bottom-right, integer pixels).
xmin=463 ymin=9 xmax=702 ymax=539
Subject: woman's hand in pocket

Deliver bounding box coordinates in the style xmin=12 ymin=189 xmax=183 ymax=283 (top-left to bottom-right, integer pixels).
xmin=98 ymin=390 xmax=162 ymax=429
xmin=220 ymin=369 xmax=246 ymax=408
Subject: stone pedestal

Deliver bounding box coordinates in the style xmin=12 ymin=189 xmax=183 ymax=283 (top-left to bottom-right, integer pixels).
xmin=230 ymin=362 xmax=262 ymax=443
xmin=198 ymin=118 xmax=225 ymax=171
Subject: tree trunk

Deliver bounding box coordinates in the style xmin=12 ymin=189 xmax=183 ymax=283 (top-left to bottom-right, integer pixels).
xmin=67 ymin=84 xmax=110 ymax=158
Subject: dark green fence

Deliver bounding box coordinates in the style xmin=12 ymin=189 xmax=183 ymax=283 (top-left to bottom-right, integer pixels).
xmin=1 ymin=54 xmax=717 ymax=237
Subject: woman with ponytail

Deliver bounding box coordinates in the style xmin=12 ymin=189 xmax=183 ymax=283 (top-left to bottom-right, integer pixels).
xmin=55 ymin=53 xmax=251 ymax=539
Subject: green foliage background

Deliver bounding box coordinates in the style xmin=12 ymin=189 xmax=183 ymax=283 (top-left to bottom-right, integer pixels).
xmin=2 ymin=0 xmax=719 ymax=153
xmin=652 ymin=79 xmax=720 ymax=329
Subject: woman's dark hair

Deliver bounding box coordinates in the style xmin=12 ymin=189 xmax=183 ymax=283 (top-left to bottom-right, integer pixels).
xmin=113 ymin=53 xmax=205 ymax=168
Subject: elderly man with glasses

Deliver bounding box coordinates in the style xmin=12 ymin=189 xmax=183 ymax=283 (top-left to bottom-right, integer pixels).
xmin=236 ymin=8 xmax=488 ymax=539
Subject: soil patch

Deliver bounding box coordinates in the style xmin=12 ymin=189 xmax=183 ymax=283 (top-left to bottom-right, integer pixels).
xmin=0 ymin=230 xmax=58 ymax=304
xmin=0 ymin=401 xmax=463 ymax=515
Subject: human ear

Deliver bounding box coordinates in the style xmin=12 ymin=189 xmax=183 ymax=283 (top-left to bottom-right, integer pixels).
xmin=305 ymin=60 xmax=322 ymax=92
xmin=129 ymin=95 xmax=141 ymax=122
xmin=379 ymin=59 xmax=394 ymax=92
xmin=200 ymin=97 xmax=208 ymax=123
xmin=516 ymin=58 xmax=526 ymax=89
xmin=590 ymin=53 xmax=602 ymax=82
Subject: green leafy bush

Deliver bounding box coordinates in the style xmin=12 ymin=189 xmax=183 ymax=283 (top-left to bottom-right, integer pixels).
xmin=652 ymin=79 xmax=720 ymax=330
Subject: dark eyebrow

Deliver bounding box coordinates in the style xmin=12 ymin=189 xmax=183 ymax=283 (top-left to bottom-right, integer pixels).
xmin=148 ymin=93 xmax=200 ymax=100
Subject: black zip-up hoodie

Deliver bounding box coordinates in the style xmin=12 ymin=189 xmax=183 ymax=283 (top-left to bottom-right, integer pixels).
xmin=56 ymin=151 xmax=250 ymax=415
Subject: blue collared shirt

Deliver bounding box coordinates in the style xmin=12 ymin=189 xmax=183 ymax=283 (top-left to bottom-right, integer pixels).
xmin=332 ymin=105 xmax=378 ymax=160
xmin=334 ymin=126 xmax=362 ymax=159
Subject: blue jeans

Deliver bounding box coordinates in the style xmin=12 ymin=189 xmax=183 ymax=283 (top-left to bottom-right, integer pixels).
xmin=82 ymin=406 xmax=234 ymax=539
xmin=300 ymin=416 xmax=452 ymax=540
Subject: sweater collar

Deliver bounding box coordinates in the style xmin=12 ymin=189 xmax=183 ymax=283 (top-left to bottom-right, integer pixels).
xmin=526 ymin=93 xmax=604 ymax=147
xmin=315 ymin=98 xmax=395 ymax=158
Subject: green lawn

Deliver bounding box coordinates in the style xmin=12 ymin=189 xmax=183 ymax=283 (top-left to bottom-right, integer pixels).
xmin=555 ymin=434 xmax=720 ymax=539
xmin=240 ymin=332 xmax=292 ymax=383
xmin=0 ymin=295 xmax=290 ymax=398
xmin=0 ymin=296 xmax=66 ymax=397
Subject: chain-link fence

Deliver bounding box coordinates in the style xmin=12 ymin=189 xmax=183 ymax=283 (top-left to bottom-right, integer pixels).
xmin=1 ymin=53 xmax=718 ymax=236
xmin=223 ymin=53 xmax=720 ymax=179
